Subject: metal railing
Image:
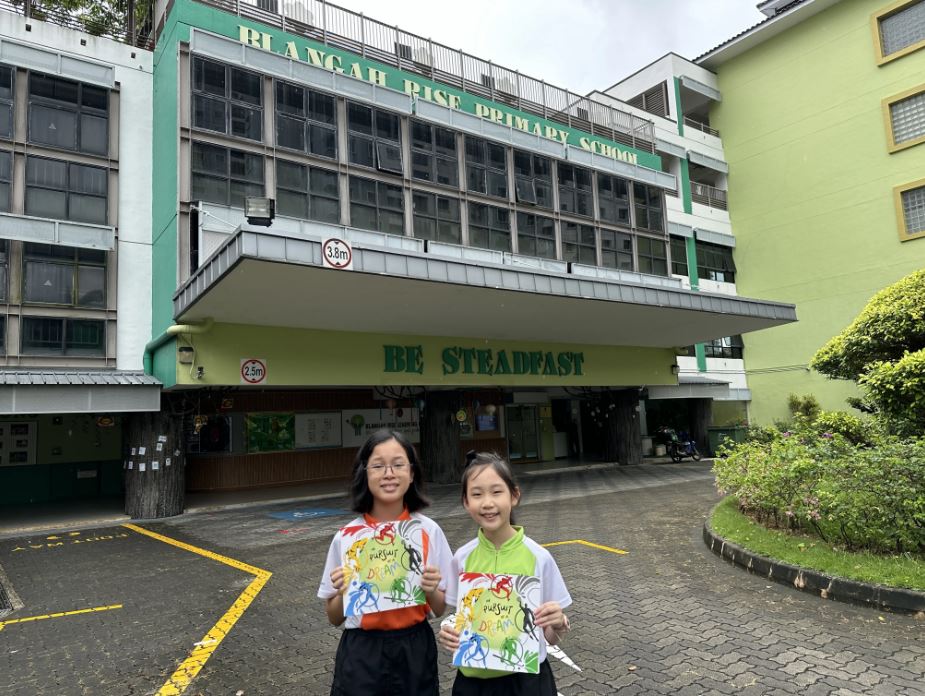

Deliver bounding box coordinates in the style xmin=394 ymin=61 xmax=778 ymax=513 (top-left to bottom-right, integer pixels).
xmin=690 ymin=182 xmax=727 ymax=210
xmin=194 ymin=0 xmax=656 ymax=154
xmin=684 ymin=116 xmax=720 ymax=138
xmin=1 ymin=0 xmax=155 ymax=48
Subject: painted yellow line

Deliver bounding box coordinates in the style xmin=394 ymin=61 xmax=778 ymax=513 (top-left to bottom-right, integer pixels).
xmin=543 ymin=539 xmax=629 ymax=555
xmin=122 ymin=523 xmax=272 ymax=696
xmin=0 ymin=604 xmax=122 ymax=631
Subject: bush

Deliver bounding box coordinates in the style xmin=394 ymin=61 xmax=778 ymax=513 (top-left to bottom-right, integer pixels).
xmin=714 ymin=434 xmax=925 ymax=554
xmin=787 ymin=393 xmax=821 ymax=421
xmin=813 ymin=410 xmax=875 ymax=446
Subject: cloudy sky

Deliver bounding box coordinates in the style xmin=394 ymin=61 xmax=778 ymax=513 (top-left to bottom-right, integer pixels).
xmin=322 ymin=0 xmax=765 ymax=94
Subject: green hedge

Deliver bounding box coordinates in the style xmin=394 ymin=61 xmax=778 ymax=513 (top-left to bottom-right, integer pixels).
xmin=714 ymin=429 xmax=925 ymax=555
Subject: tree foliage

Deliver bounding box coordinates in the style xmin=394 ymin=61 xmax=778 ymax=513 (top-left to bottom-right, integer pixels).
xmin=811 ymin=269 xmax=925 ymax=430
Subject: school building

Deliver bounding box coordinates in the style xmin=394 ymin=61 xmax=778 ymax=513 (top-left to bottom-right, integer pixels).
xmin=694 ymin=0 xmax=925 ymax=425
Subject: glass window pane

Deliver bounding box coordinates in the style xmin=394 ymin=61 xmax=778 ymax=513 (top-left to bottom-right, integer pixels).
xmin=465 ymin=137 xmax=484 ymax=163
xmin=378 ymin=182 xmax=403 ymax=211
xmin=412 ymin=192 xmax=435 ymax=216
xmin=436 ymin=157 xmax=458 ymax=186
xmin=230 ymin=105 xmax=261 ymax=140
xmin=70 ymin=164 xmax=107 ymax=195
xmin=0 ymin=104 xmax=12 ymax=139
xmin=413 ymin=215 xmax=436 ymax=240
xmin=21 ymin=317 xmax=63 ymax=354
xmin=24 ymin=261 xmax=73 ymax=303
xmin=412 ymin=151 xmax=432 ymax=181
xmin=310 ymin=195 xmax=340 ymax=223
xmin=192 ymin=143 xmax=226 ymax=175
xmin=487 ymin=170 xmax=507 ymax=198
xmin=277 ymin=160 xmax=306 ymax=190
xmin=487 ymin=142 xmax=506 ymax=170
xmin=469 ymin=227 xmax=489 ymax=249
xmin=30 ymin=105 xmax=77 ymax=149
xmin=69 ymin=194 xmax=107 ymax=224
xmin=349 ymin=176 xmax=377 ymax=204
xmin=308 ymin=91 xmax=335 ymax=124
xmin=192 ymin=175 xmax=227 ymax=205
xmin=438 ymin=196 xmax=459 ymax=220
xmin=77 ymin=265 xmax=105 ymax=307
xmin=467 ymin=166 xmax=486 ymax=193
xmin=437 ymin=221 xmax=461 ymax=244
xmin=347 ymin=103 xmax=372 ymax=134
xmin=380 ymin=210 xmax=404 ymax=235
xmin=30 ymin=74 xmax=78 ymax=104
xmin=309 ymin=124 xmax=336 ymax=158
xmin=230 ymin=152 xmax=264 ymax=182
xmin=277 ymin=115 xmax=305 ymax=151
xmin=81 ymin=85 xmax=108 ymax=112
xmin=66 ymin=319 xmax=105 ymax=355
xmin=0 ymin=183 xmax=9 ymax=213
xmin=194 ymin=58 xmax=225 ymax=97
xmin=276 ymin=82 xmax=304 ymax=116
xmin=349 ymin=135 xmax=375 ymax=167
xmin=376 ymin=142 xmax=403 ymax=174
xmin=193 ymin=95 xmax=226 ymax=133
xmin=411 ymin=120 xmax=432 ymax=149
xmin=376 ymin=110 xmax=400 ymax=141
xmin=310 ymin=168 xmax=338 ymax=198
xmin=230 ymin=181 xmax=264 ymax=208
xmin=351 ymin=203 xmax=378 ymax=230
xmin=25 ymin=188 xmax=67 ymax=219
xmin=231 ymin=69 xmax=261 ymax=105
xmin=80 ymin=113 xmax=108 ymax=154
xmin=435 ymin=128 xmax=456 ymax=156
xmin=277 ymin=189 xmax=308 ymax=218
xmin=0 ymin=66 xmax=13 ymax=101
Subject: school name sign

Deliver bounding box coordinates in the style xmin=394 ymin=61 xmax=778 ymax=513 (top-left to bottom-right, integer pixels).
xmin=237 ymin=26 xmax=660 ymax=170
xmin=384 ymin=344 xmax=586 ymax=378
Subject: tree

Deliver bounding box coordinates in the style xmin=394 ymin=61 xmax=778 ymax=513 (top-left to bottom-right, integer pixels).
xmin=19 ymin=0 xmax=153 ymax=44
xmin=811 ymin=269 xmax=925 ymax=432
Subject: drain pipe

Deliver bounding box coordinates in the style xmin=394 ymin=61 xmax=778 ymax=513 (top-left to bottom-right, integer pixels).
xmin=143 ymin=318 xmax=214 ymax=376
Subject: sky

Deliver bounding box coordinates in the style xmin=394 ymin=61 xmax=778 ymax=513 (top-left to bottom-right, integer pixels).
xmin=320 ymin=0 xmax=766 ymax=94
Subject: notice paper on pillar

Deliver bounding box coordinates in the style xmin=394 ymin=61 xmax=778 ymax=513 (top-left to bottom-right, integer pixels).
xmin=241 ymin=358 xmax=268 ymax=385
xmin=341 ymin=518 xmax=426 ymax=617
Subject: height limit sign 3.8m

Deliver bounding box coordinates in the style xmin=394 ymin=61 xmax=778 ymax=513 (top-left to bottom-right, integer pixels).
xmin=322 ymin=238 xmax=353 ymax=270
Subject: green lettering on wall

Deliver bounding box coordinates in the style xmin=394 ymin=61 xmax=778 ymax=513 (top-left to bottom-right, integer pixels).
xmin=442 ymin=347 xmax=460 ymax=375
xmin=384 ymin=345 xmax=405 ymax=373
xmin=495 ymin=350 xmax=512 ymax=375
xmin=476 ymin=349 xmax=493 ymax=375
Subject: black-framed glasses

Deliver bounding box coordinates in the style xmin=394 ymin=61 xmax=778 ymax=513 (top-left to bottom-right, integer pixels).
xmin=366 ymin=461 xmax=409 ymax=474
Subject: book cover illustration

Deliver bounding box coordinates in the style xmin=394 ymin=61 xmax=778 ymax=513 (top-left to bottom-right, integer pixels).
xmin=452 ymin=572 xmax=541 ymax=673
xmin=341 ymin=518 xmax=426 ymax=617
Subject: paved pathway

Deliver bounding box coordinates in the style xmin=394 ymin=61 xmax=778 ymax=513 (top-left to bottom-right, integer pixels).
xmin=0 ymin=463 xmax=922 ymax=695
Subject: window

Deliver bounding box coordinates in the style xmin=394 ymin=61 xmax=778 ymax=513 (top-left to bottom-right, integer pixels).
xmin=29 ymin=73 xmax=108 ymax=155
xmin=875 ymin=0 xmax=925 ymax=63
xmin=696 ymin=241 xmax=736 ymax=282
xmin=275 ymin=160 xmax=339 ymax=223
xmin=275 ymin=81 xmax=336 ymax=158
xmin=22 ymin=243 xmax=106 ymax=307
xmin=704 ymin=335 xmax=744 ymax=360
xmin=0 ymin=315 xmax=4 ymax=354
xmin=468 ymin=202 xmax=510 ymax=251
xmin=516 ymin=212 xmax=556 ymax=259
xmin=600 ymin=229 xmax=633 ymax=270
xmin=598 ymin=174 xmax=630 ymax=226
xmin=347 ymin=103 xmax=402 ymax=174
xmin=0 ymin=65 xmax=12 ymax=139
xmin=192 ymin=57 xmax=262 ymax=141
xmin=637 ymin=236 xmax=668 ymax=276
xmin=0 ymin=150 xmax=10 ymax=212
xmin=412 ymin=192 xmax=460 ymax=244
xmin=349 ymin=176 xmax=404 ymax=235
xmin=885 ymin=86 xmax=925 ymax=152
xmin=25 ymin=157 xmax=108 ymax=225
xmin=670 ymin=235 xmax=689 ymax=276
xmin=465 ymin=136 xmax=507 ymax=199
xmin=411 ymin=120 xmax=458 ymax=186
xmin=0 ymin=239 xmax=7 ymax=302
xmin=191 ymin=142 xmax=264 ymax=208
xmin=562 ymin=222 xmax=596 ymax=265
xmin=558 ymin=163 xmax=593 ymax=217
xmin=21 ymin=317 xmax=105 ymax=356
xmin=513 ymin=150 xmax=552 ymax=208
xmin=895 ymin=180 xmax=925 ymax=241
xmin=633 ymin=183 xmax=664 ymax=232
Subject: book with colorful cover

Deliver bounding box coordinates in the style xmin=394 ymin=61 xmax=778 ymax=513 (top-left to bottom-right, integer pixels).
xmin=452 ymin=572 xmax=541 ymax=674
xmin=341 ymin=519 xmax=426 ymax=617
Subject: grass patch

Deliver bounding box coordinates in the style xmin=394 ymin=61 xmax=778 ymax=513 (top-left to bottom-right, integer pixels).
xmin=710 ymin=496 xmax=925 ymax=591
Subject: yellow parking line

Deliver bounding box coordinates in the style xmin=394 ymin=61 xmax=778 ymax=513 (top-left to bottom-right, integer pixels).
xmin=122 ymin=523 xmax=272 ymax=696
xmin=0 ymin=603 xmax=122 ymax=631
xmin=543 ymin=539 xmax=629 ymax=555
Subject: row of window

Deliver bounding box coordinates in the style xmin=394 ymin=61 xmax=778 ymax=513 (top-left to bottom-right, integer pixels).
xmin=875 ymin=0 xmax=925 ymax=64
xmin=0 ymin=241 xmax=107 ymax=308
xmin=0 ymin=151 xmax=109 ymax=225
xmin=0 ymin=315 xmax=105 ymax=356
xmin=0 ymin=65 xmax=110 ymax=155
xmin=668 ymin=236 xmax=737 ymax=284
xmin=688 ymin=335 xmax=744 ymax=360
xmin=190 ymin=57 xmax=664 ymax=232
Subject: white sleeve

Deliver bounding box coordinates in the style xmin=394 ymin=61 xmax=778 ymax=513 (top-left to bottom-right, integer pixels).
xmin=444 ymin=551 xmax=463 ymax=608
xmin=540 ymin=551 xmax=573 ymax=610
xmin=317 ymin=533 xmax=342 ymax=600
xmin=429 ymin=524 xmax=455 ymax=593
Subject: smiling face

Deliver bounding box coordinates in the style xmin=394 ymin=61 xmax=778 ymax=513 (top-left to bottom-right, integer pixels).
xmin=463 ymin=464 xmax=520 ymax=542
xmin=365 ymin=437 xmax=414 ymax=515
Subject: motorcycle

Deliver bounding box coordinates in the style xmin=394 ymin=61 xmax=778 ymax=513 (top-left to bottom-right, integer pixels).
xmin=668 ymin=431 xmax=702 ymax=462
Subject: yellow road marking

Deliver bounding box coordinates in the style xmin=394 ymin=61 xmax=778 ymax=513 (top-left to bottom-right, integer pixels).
xmin=122 ymin=523 xmax=272 ymax=696
xmin=543 ymin=539 xmax=628 ymax=555
xmin=0 ymin=604 xmax=122 ymax=631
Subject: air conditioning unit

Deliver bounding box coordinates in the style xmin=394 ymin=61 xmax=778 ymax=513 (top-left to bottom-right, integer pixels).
xmin=394 ymin=42 xmax=413 ymax=60
xmin=480 ymin=73 xmax=495 ymax=90
xmin=576 ymin=107 xmax=590 ymax=121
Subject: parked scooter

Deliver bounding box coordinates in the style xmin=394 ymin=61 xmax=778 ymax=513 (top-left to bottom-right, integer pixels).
xmin=668 ymin=430 xmax=702 ymax=462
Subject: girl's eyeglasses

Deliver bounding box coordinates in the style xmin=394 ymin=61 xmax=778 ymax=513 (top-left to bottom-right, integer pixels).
xmin=366 ymin=461 xmax=409 ymax=474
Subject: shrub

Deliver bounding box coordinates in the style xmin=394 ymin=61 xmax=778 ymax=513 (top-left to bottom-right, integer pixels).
xmin=812 ymin=410 xmax=874 ymax=446
xmin=787 ymin=393 xmax=821 ymax=421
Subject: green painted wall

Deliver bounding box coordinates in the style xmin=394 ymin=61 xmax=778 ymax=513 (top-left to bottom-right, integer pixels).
xmin=0 ymin=415 xmax=122 ymax=504
xmin=710 ymin=0 xmax=925 ymax=425
xmin=176 ymin=323 xmax=677 ymax=388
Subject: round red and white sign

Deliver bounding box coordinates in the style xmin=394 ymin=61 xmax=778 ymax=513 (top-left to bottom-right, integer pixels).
xmin=322 ymin=238 xmax=353 ymax=270
xmin=240 ymin=358 xmax=267 ymax=385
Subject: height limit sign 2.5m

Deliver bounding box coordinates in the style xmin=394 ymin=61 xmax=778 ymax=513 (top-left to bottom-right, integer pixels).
xmin=322 ymin=238 xmax=353 ymax=270
xmin=241 ymin=358 xmax=268 ymax=385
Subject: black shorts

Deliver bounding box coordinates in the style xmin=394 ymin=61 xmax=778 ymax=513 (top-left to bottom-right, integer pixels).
xmin=451 ymin=659 xmax=558 ymax=696
xmin=330 ymin=619 xmax=439 ymax=696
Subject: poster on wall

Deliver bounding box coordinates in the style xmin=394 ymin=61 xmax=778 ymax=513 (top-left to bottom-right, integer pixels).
xmin=245 ymin=413 xmax=295 ymax=453
xmin=295 ymin=412 xmax=342 ymax=449
xmin=341 ymin=408 xmax=420 ymax=448
xmin=0 ymin=422 xmax=37 ymax=467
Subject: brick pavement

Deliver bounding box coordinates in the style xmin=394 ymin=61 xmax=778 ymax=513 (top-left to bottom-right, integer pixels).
xmin=0 ymin=464 xmax=922 ymax=695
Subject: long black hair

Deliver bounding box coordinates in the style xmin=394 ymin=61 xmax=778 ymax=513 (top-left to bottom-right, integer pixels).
xmin=349 ymin=429 xmax=430 ymax=514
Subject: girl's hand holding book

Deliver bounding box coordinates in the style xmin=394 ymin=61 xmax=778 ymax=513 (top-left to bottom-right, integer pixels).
xmin=437 ymin=624 xmax=460 ymax=652
xmin=420 ymin=565 xmax=441 ymax=593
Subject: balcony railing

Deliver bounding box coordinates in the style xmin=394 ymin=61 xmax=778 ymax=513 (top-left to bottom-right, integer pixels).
xmin=690 ymin=182 xmax=727 ymax=210
xmin=684 ymin=116 xmax=720 ymax=138
xmin=192 ymin=0 xmax=656 ymax=154
xmin=0 ymin=0 xmax=155 ymax=48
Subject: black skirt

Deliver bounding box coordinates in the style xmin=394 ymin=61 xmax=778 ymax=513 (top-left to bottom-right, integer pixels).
xmin=330 ymin=619 xmax=439 ymax=696
xmin=451 ymin=659 xmax=558 ymax=696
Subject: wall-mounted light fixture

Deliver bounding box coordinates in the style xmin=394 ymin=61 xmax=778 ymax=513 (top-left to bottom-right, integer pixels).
xmin=670 ymin=364 xmax=681 ymax=376
xmin=245 ymin=197 xmax=276 ymax=227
